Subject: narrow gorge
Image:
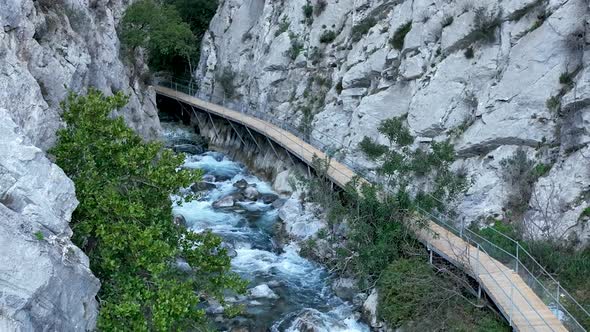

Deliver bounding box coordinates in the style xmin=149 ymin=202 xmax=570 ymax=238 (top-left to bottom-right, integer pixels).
xmin=0 ymin=0 xmax=589 ymax=331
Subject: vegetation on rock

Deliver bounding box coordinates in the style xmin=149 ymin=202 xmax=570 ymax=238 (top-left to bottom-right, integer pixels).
xmin=302 ymin=116 xmax=507 ymax=330
xmin=51 ymin=90 xmax=245 ymax=330
xmin=119 ymin=0 xmax=218 ymax=74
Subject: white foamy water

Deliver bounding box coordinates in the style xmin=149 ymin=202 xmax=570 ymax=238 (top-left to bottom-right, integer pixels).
xmin=163 ymin=119 xmax=369 ymax=331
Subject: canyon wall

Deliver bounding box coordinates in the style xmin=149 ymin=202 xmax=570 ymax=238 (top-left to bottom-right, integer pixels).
xmin=0 ymin=0 xmax=160 ymax=329
xmin=196 ymin=0 xmax=590 ymax=243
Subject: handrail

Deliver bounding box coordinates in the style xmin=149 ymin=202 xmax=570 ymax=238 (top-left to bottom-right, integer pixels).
xmin=155 ymin=78 xmax=589 ymax=331
xmin=417 ymin=205 xmax=554 ymax=330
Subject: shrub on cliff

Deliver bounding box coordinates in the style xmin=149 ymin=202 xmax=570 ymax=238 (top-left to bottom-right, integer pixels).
xmin=119 ymin=0 xmax=197 ymax=73
xmin=51 ymin=90 xmax=245 ymax=330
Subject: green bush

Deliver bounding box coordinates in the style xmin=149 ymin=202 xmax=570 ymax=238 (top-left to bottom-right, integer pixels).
xmin=351 ymin=16 xmax=377 ymax=42
xmin=560 ymin=72 xmax=574 ymax=86
xmin=302 ymin=3 xmax=314 ymax=24
xmin=389 ymin=21 xmax=412 ymax=50
xmin=358 ymin=137 xmax=388 ymax=160
xmin=546 ymin=95 xmax=561 ymax=112
xmin=499 ymin=148 xmax=540 ymax=215
xmin=275 ymin=17 xmax=290 ymax=36
xmin=378 ymin=259 xmax=436 ymax=326
xmin=377 ymin=116 xmax=414 ymax=146
xmin=165 ymin=0 xmax=218 ymax=39
xmin=286 ymin=33 xmax=304 ymax=60
xmin=319 ymin=30 xmax=337 ymax=43
xmin=471 ymin=7 xmax=501 ymax=43
xmin=34 ymin=231 xmax=44 ymax=241
xmin=51 ymin=90 xmax=245 ymax=330
xmin=314 ymin=0 xmax=327 ymax=16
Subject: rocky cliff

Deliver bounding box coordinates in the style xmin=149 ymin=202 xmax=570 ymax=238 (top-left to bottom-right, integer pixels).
xmin=1 ymin=0 xmax=160 ymax=150
xmin=0 ymin=109 xmax=100 ymax=331
xmin=0 ymin=0 xmax=160 ymax=329
xmin=196 ymin=0 xmax=590 ymax=243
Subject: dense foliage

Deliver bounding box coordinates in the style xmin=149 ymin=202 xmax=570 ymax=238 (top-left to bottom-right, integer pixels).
xmin=304 ymin=116 xmax=508 ymax=330
xmin=119 ymin=0 xmax=218 ymax=74
xmin=51 ymin=90 xmax=244 ymax=330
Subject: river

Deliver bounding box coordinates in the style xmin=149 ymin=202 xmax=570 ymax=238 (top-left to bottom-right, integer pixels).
xmin=161 ymin=117 xmax=370 ymax=331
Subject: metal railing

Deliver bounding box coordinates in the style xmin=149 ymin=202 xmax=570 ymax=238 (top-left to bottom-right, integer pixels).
xmin=156 ymin=78 xmax=589 ymax=331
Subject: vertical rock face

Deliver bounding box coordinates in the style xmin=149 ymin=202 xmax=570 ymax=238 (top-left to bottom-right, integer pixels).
xmin=197 ymin=0 xmax=590 ymax=242
xmin=0 ymin=0 xmax=160 ymax=329
xmin=0 ymin=0 xmax=161 ymax=151
xmin=0 ymin=109 xmax=100 ymax=331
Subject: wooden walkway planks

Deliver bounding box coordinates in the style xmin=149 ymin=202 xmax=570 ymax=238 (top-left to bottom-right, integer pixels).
xmin=154 ymin=85 xmax=568 ymax=332
xmin=418 ymin=222 xmax=566 ymax=332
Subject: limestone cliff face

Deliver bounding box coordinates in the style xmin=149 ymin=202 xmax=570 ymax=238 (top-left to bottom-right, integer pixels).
xmin=197 ymin=0 xmax=590 ymax=243
xmin=0 ymin=0 xmax=161 ymax=329
xmin=0 ymin=0 xmax=161 ymax=151
xmin=0 ymin=109 xmax=100 ymax=331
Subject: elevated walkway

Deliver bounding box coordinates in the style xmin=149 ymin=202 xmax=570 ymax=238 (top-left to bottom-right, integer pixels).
xmin=154 ymin=83 xmax=588 ymax=331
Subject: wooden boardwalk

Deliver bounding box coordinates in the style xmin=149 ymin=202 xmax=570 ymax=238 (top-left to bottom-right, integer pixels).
xmin=154 ymin=85 xmax=569 ymax=331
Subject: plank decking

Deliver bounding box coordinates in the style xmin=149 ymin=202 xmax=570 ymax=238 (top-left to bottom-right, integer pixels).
xmin=154 ymin=85 xmax=569 ymax=332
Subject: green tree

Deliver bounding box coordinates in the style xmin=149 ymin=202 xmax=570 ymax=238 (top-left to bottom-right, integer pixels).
xmin=51 ymin=90 xmax=245 ymax=330
xmin=166 ymin=0 xmax=219 ymax=38
xmin=119 ymin=0 xmax=197 ymax=73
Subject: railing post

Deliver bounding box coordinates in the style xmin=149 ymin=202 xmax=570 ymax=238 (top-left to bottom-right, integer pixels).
xmin=476 ymin=243 xmax=480 ymax=277
xmin=509 ymin=284 xmax=514 ymax=326
xmin=557 ymin=281 xmax=561 ymax=305
xmin=515 ymin=242 xmax=519 ymax=274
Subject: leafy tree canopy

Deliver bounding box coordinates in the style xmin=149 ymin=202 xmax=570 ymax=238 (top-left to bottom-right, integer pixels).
xmin=119 ymin=0 xmax=198 ymax=73
xmin=51 ymin=90 xmax=245 ymax=330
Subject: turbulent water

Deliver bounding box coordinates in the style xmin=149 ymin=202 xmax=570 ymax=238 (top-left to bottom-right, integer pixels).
xmin=161 ymin=119 xmax=369 ymax=331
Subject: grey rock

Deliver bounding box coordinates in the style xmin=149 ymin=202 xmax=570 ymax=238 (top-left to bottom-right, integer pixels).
xmin=0 ymin=110 xmax=100 ymax=331
xmin=173 ymin=214 xmax=188 ymax=228
xmin=332 ymin=278 xmax=359 ymax=301
xmin=272 ymin=170 xmax=293 ymax=195
xmin=249 ymin=284 xmax=279 ymax=299
xmin=174 ymin=144 xmax=204 ymax=155
xmin=260 ymin=193 xmax=279 ymax=204
xmin=202 ymin=174 xmax=216 ymax=182
xmin=233 ymin=179 xmax=249 ymax=190
xmin=191 ymin=181 xmax=217 ymax=192
xmin=196 ymin=0 xmax=590 ymax=242
xmin=272 ymin=198 xmax=287 ymax=209
xmin=213 ymin=195 xmax=235 ymax=208
xmin=278 ymin=194 xmax=326 ymax=240
xmin=221 ymin=241 xmax=237 ymax=258
xmin=0 ymin=0 xmax=160 ymax=151
xmin=244 ymin=186 xmax=260 ymax=201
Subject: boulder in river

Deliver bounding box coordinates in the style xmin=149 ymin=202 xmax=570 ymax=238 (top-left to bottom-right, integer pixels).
xmin=272 ymin=170 xmax=293 ymax=194
xmin=332 ymin=278 xmax=359 ymax=301
xmin=272 ymin=198 xmax=287 ymax=209
xmin=362 ymin=289 xmax=383 ymax=329
xmin=249 ymin=284 xmax=279 ymax=299
xmin=260 ymin=193 xmax=279 ymax=204
xmin=202 ymin=174 xmax=216 ymax=182
xmin=233 ymin=179 xmax=249 ymax=190
xmin=221 ymin=242 xmax=237 ymax=258
xmin=244 ymin=186 xmax=260 ymax=200
xmin=173 ymin=144 xmax=204 ymax=155
xmin=213 ymin=195 xmax=235 ymax=208
xmin=173 ymin=214 xmax=187 ymax=228
xmin=190 ymin=181 xmax=217 ymax=192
